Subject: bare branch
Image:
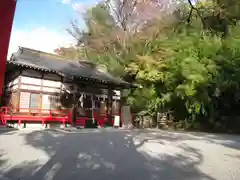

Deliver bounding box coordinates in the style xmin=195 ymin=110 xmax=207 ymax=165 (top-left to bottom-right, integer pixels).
xmin=105 ymin=0 xmax=139 ymax=31
xmin=67 ymin=20 xmax=83 ymax=41
xmin=187 ymin=0 xmax=206 ymax=27
xmin=187 ymin=7 xmax=193 ymax=24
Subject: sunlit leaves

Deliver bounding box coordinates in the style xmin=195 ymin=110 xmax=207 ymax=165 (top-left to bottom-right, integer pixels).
xmin=57 ymin=0 xmax=240 ymax=132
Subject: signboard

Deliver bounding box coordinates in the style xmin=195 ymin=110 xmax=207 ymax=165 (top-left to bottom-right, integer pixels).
xmin=114 ymin=115 xmax=120 ymax=127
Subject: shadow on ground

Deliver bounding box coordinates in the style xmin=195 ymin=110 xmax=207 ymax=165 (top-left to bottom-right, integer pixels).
xmin=133 ymin=130 xmax=240 ymax=151
xmin=0 ymin=151 xmax=6 ymax=167
xmin=0 ymin=129 xmax=217 ymax=180
xmin=0 ymin=128 xmax=18 ymax=135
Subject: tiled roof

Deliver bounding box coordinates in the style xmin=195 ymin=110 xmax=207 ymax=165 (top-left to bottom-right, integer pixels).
xmin=8 ymin=47 xmax=131 ymax=88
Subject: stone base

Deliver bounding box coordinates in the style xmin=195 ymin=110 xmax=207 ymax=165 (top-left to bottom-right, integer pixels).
xmin=7 ymin=123 xmax=25 ymax=129
xmin=7 ymin=123 xmax=69 ymax=129
xmin=121 ymin=124 xmax=134 ymax=129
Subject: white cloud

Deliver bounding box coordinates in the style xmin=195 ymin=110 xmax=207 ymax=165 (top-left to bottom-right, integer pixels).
xmin=62 ymin=0 xmax=101 ymax=13
xmin=72 ymin=2 xmax=90 ymax=13
xmin=73 ymin=1 xmax=103 ymax=14
xmin=8 ymin=27 xmax=75 ymax=59
xmin=61 ymin=0 xmax=72 ymax=4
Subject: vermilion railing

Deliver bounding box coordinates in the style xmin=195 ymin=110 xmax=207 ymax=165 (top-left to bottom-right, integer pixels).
xmin=0 ymin=106 xmax=70 ymax=126
xmin=0 ymin=106 xmax=121 ymax=127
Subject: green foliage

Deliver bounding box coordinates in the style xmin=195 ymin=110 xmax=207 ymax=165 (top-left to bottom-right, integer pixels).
xmin=126 ymin=24 xmax=240 ymax=132
xmin=57 ymin=0 xmax=240 ymax=133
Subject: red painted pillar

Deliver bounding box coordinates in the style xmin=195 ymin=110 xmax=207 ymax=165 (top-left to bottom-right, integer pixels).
xmin=0 ymin=0 xmax=17 ymax=96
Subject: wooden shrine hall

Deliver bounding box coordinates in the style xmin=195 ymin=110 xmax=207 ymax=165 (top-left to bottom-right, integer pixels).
xmin=0 ymin=47 xmax=132 ymax=128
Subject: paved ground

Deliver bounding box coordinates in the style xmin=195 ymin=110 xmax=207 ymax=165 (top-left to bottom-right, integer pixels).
xmin=0 ymin=128 xmax=240 ymax=180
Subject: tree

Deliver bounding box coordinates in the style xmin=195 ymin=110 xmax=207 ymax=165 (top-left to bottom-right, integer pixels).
xmin=56 ymin=0 xmax=240 ymax=132
xmin=54 ymin=47 xmax=85 ymax=60
xmin=186 ymin=0 xmax=240 ymax=37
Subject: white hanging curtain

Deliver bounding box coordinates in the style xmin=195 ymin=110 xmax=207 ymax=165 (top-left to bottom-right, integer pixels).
xmin=78 ymin=93 xmax=85 ymax=108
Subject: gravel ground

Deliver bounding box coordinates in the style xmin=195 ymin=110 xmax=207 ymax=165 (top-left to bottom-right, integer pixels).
xmin=0 ymin=128 xmax=239 ymax=180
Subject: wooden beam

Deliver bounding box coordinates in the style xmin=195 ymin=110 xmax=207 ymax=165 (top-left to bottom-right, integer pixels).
xmin=17 ymin=72 xmax=22 ymax=113
xmin=39 ymin=72 xmax=44 ymax=116
xmin=71 ymin=87 xmax=77 ymax=127
xmin=107 ymin=88 xmax=113 ymax=126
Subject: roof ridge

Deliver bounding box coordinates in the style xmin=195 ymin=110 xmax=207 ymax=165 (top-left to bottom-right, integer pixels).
xmin=10 ymin=47 xmax=132 ymax=87
xmin=18 ymin=46 xmax=96 ymax=65
xmin=19 ymin=46 xmax=76 ymax=62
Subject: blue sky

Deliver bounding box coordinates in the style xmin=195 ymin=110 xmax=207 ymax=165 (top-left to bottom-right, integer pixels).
xmin=13 ymin=0 xmax=90 ymax=31
xmin=8 ymin=0 xmax=100 ymax=57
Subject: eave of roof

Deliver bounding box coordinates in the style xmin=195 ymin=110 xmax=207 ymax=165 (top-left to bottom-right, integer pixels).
xmin=7 ymin=47 xmax=133 ymax=88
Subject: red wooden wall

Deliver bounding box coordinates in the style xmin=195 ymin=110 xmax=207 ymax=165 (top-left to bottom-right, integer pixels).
xmin=0 ymin=0 xmax=16 ymax=96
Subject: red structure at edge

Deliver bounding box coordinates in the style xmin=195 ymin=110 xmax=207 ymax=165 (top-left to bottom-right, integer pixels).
xmin=0 ymin=0 xmax=16 ymax=96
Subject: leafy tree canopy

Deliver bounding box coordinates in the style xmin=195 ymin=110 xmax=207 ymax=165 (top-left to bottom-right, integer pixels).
xmin=56 ymin=0 xmax=240 ymax=133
